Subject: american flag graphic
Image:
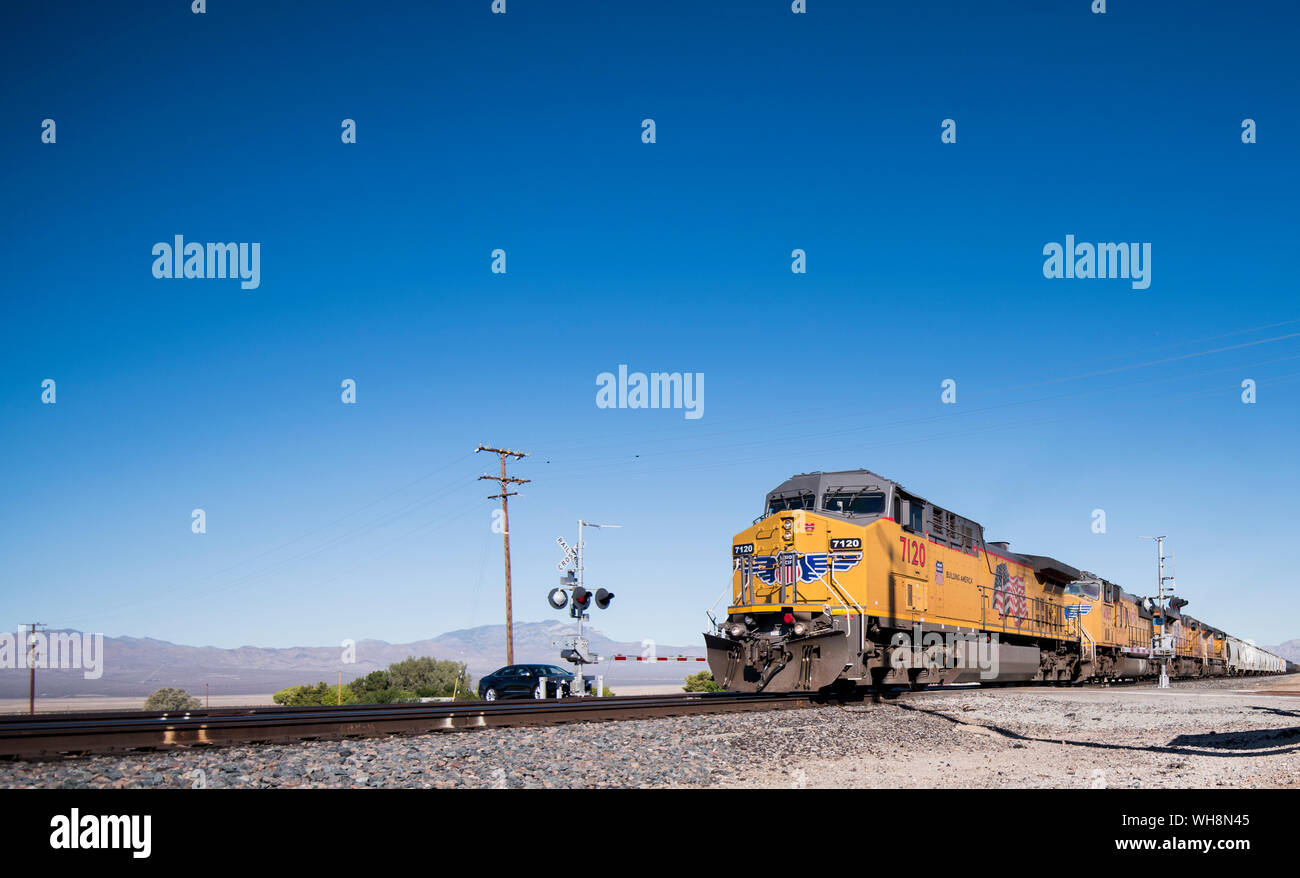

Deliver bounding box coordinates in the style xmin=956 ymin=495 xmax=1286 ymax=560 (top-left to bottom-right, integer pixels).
xmin=935 ymin=561 xmax=944 ymax=585
xmin=777 ymin=552 xmax=797 ymax=587
xmin=991 ymin=562 xmax=1028 ymax=624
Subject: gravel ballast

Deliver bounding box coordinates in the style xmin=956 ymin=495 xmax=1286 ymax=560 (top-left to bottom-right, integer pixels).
xmin=3 ymin=676 xmax=1298 ymax=789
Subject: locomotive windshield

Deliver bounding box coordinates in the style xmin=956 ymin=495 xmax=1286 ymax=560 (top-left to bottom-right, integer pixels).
xmin=767 ymin=491 xmax=815 ymax=515
xmin=822 ymin=490 xmax=886 ymax=517
xmin=1065 ymin=581 xmax=1101 ymax=600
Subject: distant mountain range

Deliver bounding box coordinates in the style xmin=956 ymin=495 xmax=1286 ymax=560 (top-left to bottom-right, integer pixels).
xmin=7 ymin=625 xmax=1289 ymax=700
xmin=1265 ymin=639 xmax=1300 ymax=665
xmin=0 ymin=621 xmax=707 ymax=698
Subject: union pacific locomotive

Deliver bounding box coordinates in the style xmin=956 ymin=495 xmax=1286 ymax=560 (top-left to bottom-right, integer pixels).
xmin=704 ymin=470 xmax=1288 ymax=693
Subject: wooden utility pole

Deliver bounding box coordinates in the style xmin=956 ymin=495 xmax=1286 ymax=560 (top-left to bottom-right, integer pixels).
xmin=21 ymin=623 xmax=45 ymax=715
xmin=476 ymin=445 xmax=530 ymax=665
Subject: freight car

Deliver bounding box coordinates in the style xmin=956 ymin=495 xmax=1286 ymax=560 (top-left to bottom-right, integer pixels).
xmin=704 ymin=469 xmax=1287 ymax=693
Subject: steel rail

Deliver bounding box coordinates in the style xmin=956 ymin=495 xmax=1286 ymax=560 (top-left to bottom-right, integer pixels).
xmin=7 ymin=677 xmax=1290 ymax=760
xmin=0 ymin=692 xmax=825 ymax=760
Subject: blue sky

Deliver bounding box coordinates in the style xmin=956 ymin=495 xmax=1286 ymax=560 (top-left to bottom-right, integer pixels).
xmin=1 ymin=0 xmax=1297 ymax=651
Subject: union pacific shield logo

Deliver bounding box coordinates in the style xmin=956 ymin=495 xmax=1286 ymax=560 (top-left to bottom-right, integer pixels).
xmin=777 ymin=552 xmax=797 ymax=586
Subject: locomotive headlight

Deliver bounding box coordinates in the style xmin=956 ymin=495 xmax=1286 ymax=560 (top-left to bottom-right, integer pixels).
xmin=727 ymin=623 xmax=746 ymax=639
xmin=792 ymin=622 xmax=807 ymax=636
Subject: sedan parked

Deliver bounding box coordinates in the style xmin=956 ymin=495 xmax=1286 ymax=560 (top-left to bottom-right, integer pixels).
xmin=477 ymin=664 xmax=595 ymax=700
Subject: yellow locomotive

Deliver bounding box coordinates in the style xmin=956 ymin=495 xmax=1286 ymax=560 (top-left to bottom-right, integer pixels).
xmin=704 ymin=469 xmax=1287 ymax=693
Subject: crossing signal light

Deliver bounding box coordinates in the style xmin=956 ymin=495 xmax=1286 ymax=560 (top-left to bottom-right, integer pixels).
xmin=565 ymin=586 xmax=612 ymax=616
xmin=547 ymin=588 xmax=568 ymax=610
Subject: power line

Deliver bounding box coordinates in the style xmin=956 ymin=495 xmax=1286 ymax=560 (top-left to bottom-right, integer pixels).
xmin=55 ymin=459 xmax=481 ymax=626
xmin=519 ymin=321 xmax=1300 ymax=454
xmin=531 ymin=357 xmax=1300 ymax=479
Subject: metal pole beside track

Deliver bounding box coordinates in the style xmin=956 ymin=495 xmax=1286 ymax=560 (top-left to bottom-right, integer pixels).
xmin=1141 ymin=535 xmax=1172 ymax=689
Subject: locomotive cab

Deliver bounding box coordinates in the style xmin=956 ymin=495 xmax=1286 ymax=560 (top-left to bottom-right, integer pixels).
xmin=706 ymin=471 xmax=895 ymax=693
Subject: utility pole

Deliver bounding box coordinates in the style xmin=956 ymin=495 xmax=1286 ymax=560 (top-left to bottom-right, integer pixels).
xmin=21 ymin=623 xmax=45 ymax=715
xmin=1140 ymin=536 xmax=1174 ymax=689
xmin=477 ymin=444 xmax=530 ymax=666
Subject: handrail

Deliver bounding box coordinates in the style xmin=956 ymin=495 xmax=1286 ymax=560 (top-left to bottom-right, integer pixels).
xmin=825 ymin=553 xmax=866 ymax=653
xmin=977 ymin=585 xmax=1068 ymax=637
xmin=712 ymin=578 xmax=735 ymax=623
xmin=1074 ymin=613 xmax=1096 ymax=664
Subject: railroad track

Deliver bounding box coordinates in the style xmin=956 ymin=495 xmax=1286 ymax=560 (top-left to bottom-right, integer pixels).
xmin=0 ymin=691 xmax=828 ymax=760
xmin=5 ymin=678 xmax=1288 ymax=761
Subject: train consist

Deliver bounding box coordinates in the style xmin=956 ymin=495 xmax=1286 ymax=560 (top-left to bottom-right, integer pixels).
xmin=705 ymin=470 xmax=1287 ymax=693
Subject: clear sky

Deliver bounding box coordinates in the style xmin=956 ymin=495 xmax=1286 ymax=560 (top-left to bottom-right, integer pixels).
xmin=1 ymin=1 xmax=1297 ymax=651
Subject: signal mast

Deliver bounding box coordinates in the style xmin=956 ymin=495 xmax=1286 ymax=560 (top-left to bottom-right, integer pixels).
xmin=546 ymin=519 xmax=618 ymax=697
xmin=1140 ymin=535 xmax=1177 ymax=689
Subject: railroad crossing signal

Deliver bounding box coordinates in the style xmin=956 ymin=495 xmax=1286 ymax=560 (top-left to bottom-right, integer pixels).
xmin=556 ymin=537 xmax=578 ymax=571
xmin=546 ymin=519 xmax=620 ymax=694
xmin=569 ymin=586 xmax=614 ymax=617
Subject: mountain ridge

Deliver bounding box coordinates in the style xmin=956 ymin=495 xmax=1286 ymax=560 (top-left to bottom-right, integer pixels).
xmin=0 ymin=621 xmax=706 ymax=698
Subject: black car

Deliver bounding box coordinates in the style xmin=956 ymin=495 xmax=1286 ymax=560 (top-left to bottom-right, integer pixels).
xmin=477 ymin=664 xmax=594 ymax=700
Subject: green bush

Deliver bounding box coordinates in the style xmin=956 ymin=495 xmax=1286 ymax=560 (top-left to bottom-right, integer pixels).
xmin=273 ymin=682 xmax=359 ymax=706
xmin=347 ymin=669 xmax=413 ymax=703
xmin=354 ymin=687 xmax=417 ymax=704
xmin=144 ymin=687 xmax=201 ymax=711
xmin=682 ymin=670 xmax=726 ymax=692
xmin=387 ymin=656 xmax=471 ymax=697
xmin=274 ymin=656 xmax=477 ymax=706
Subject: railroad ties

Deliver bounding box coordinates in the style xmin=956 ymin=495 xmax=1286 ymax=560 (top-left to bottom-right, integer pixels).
xmin=0 ymin=692 xmax=821 ymax=760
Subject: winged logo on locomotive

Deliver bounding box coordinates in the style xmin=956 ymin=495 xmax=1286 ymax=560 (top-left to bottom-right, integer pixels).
xmin=743 ymin=552 xmax=863 ymax=586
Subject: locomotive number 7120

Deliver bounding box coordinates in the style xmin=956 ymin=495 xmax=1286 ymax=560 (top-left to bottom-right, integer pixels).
xmin=899 ymin=535 xmax=926 ymax=567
